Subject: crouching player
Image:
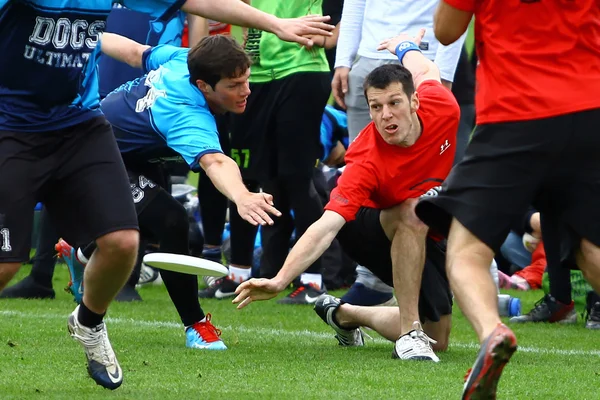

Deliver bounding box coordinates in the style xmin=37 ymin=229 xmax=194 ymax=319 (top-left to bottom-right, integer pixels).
xmin=58 ymin=33 xmax=281 ymax=350
xmin=232 ymin=30 xmax=460 ymax=361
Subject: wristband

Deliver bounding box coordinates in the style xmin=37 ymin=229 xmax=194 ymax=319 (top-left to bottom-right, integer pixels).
xmin=395 ymin=41 xmax=421 ymax=65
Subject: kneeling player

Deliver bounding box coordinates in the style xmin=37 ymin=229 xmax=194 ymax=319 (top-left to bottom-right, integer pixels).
xmin=233 ymin=30 xmax=459 ymax=361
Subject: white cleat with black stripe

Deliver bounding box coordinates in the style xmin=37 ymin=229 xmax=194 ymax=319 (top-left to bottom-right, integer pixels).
xmin=393 ymin=321 xmax=439 ymax=362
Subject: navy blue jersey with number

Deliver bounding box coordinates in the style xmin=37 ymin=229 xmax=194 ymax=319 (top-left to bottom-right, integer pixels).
xmin=0 ymin=0 xmax=185 ymax=132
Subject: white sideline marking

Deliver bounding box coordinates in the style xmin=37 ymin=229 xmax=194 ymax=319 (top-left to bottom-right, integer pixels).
xmin=1 ymin=310 xmax=599 ymax=357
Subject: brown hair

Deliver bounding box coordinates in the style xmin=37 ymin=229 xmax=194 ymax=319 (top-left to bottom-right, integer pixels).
xmin=187 ymin=35 xmax=251 ymax=88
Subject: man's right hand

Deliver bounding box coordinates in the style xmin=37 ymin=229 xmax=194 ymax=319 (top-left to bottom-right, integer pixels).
xmin=332 ymin=67 xmax=350 ymax=109
xmin=232 ymin=278 xmax=286 ymax=309
xmin=235 ymin=192 xmax=282 ymax=226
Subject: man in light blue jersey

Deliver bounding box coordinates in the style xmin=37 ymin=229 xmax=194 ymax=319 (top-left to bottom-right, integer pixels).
xmin=57 ymin=32 xmax=281 ymax=354
xmin=0 ymin=0 xmax=332 ymax=390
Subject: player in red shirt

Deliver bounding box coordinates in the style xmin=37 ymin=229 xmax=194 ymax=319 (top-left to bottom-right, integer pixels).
xmin=416 ymin=1 xmax=600 ymax=398
xmin=231 ymin=29 xmax=460 ymax=361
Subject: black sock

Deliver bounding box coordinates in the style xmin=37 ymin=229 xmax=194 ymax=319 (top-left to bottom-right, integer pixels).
xmin=588 ymin=291 xmax=600 ymax=308
xmin=229 ymin=181 xmax=260 ymax=267
xmin=78 ymin=301 xmax=106 ymax=328
xmin=137 ymin=189 xmax=205 ymax=326
xmin=198 ymin=170 xmax=228 ymax=246
xmin=541 ymin=215 xmax=572 ymax=305
xmin=82 ymin=242 xmax=97 ymax=260
xmin=29 ymin=207 xmax=60 ymax=288
xmin=160 ymin=269 xmax=205 ymax=326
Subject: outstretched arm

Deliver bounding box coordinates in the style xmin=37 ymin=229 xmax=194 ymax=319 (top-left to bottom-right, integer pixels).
xmin=232 ymin=211 xmax=346 ymax=308
xmin=377 ymin=29 xmax=441 ymax=88
xmin=180 ymin=0 xmax=334 ymax=47
xmin=99 ymin=33 xmax=149 ymax=68
xmin=200 ymin=153 xmax=281 ymax=226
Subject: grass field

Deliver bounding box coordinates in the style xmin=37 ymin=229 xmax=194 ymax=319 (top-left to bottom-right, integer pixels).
xmin=1 ymin=263 xmax=599 ymax=400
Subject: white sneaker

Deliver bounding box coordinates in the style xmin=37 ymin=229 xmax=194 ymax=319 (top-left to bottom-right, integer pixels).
xmin=393 ymin=321 xmax=440 ymax=362
xmin=136 ymin=263 xmax=163 ymax=287
xmin=67 ymin=306 xmax=123 ymax=389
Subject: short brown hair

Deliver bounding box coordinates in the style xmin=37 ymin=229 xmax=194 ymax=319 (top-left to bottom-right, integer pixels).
xmin=187 ymin=35 xmax=251 ymax=88
xmin=363 ymin=64 xmax=415 ymax=100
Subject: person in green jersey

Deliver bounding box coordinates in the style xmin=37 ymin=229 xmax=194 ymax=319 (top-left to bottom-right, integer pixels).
xmin=203 ymin=1 xmax=332 ymax=304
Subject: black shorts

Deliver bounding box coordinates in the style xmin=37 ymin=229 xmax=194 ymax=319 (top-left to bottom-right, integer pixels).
xmin=417 ymin=108 xmax=600 ymax=253
xmin=0 ymin=116 xmax=138 ymax=262
xmin=121 ymin=157 xmax=170 ymax=215
xmin=230 ymin=72 xmax=331 ymax=182
xmin=336 ymin=207 xmax=453 ymax=323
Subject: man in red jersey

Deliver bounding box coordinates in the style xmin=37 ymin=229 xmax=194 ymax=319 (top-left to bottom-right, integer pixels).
xmin=231 ymin=29 xmax=460 ymax=361
xmin=415 ymin=1 xmax=600 ymax=398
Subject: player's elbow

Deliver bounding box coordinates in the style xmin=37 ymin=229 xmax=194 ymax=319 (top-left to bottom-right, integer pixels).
xmin=199 ymin=152 xmax=228 ymax=172
xmin=129 ymin=45 xmax=149 ymax=68
xmin=433 ymin=3 xmax=472 ymax=46
xmin=434 ymin=26 xmax=461 ymax=46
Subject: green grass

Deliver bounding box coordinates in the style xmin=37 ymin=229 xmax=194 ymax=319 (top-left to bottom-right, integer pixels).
xmin=1 ymin=264 xmax=599 ymax=399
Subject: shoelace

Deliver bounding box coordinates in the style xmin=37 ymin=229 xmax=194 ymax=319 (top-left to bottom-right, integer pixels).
xmin=75 ymin=324 xmax=113 ymax=364
xmin=527 ymin=296 xmax=552 ymax=319
xmin=585 ymin=302 xmax=600 ymax=322
xmin=411 ymin=329 xmax=437 ymax=354
xmin=287 ymin=286 xmax=306 ymax=298
xmin=191 ymin=313 xmax=222 ymax=343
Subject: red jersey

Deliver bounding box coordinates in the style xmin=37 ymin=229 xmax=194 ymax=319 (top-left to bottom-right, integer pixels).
xmin=444 ymin=0 xmax=600 ymax=124
xmin=181 ymin=21 xmax=232 ymax=47
xmin=325 ymin=80 xmax=460 ymax=222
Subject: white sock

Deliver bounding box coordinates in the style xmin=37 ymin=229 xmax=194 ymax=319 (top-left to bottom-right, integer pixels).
xmin=76 ymin=248 xmax=89 ymax=265
xmin=300 ymin=273 xmax=322 ymax=290
xmin=228 ymin=266 xmax=251 ymax=283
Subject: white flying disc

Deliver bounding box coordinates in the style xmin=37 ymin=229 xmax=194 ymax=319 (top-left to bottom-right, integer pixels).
xmin=143 ymin=253 xmax=228 ymax=277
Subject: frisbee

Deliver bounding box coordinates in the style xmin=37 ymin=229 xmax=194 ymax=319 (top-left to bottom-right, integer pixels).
xmin=143 ymin=253 xmax=228 ymax=277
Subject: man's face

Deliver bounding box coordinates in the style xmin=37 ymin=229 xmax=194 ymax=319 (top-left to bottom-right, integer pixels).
xmin=204 ymin=68 xmax=251 ymax=114
xmin=366 ymin=82 xmax=419 ymax=147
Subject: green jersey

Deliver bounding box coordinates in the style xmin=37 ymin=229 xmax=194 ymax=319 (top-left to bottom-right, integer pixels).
xmin=245 ymin=0 xmax=330 ymax=83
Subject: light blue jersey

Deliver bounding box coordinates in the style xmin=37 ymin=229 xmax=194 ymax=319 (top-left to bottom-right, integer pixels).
xmin=101 ymin=45 xmax=222 ymax=171
xmin=0 ymin=0 xmax=185 ymax=132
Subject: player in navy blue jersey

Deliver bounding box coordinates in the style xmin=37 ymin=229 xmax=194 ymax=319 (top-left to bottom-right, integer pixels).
xmin=0 ymin=0 xmax=332 ymax=390
xmin=56 ymin=33 xmax=281 ymax=352
xmin=99 ymin=4 xmax=187 ymax=99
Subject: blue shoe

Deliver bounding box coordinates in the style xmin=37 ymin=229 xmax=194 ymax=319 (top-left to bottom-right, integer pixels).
xmin=185 ymin=314 xmax=227 ymax=350
xmin=341 ymin=282 xmax=396 ymax=307
xmin=56 ymin=239 xmax=85 ymax=304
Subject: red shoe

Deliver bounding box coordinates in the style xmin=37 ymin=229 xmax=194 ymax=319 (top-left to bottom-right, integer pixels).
xmin=462 ymin=323 xmax=517 ymax=400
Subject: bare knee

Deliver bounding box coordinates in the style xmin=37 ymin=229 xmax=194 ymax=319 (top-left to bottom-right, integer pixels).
xmin=424 ymin=315 xmax=452 ymax=352
xmin=381 ymin=198 xmax=428 ymax=239
xmin=578 ymin=239 xmax=600 ymax=269
xmin=96 ymin=229 xmax=139 ymax=257
xmin=447 ymin=219 xmax=495 ymax=274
